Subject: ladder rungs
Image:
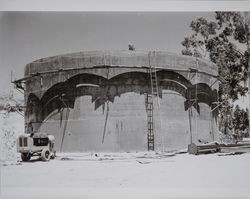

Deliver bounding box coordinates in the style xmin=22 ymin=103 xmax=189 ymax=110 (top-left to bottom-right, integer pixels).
xmin=147 ymin=65 xmax=159 ymax=151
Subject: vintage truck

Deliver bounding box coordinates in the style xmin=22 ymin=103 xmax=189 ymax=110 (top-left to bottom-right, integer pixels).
xmin=17 ymin=133 xmax=56 ymax=161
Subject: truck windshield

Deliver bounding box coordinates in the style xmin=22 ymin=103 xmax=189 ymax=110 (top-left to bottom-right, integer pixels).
xmin=33 ymin=138 xmax=49 ymax=146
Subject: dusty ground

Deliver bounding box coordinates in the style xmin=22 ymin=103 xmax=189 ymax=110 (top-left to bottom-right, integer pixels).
xmin=1 ymin=112 xmax=250 ymax=199
xmin=1 ymin=152 xmax=250 ymax=199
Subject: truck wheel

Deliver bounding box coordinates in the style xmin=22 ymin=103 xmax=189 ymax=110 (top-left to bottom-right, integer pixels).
xmin=21 ymin=153 xmax=31 ymax=162
xmin=41 ymin=149 xmax=50 ymax=161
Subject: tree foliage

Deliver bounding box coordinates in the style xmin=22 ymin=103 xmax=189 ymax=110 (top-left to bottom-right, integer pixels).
xmin=181 ymin=12 xmax=249 ymax=101
xmin=181 ymin=12 xmax=249 ymax=136
xmin=232 ymin=105 xmax=249 ymax=139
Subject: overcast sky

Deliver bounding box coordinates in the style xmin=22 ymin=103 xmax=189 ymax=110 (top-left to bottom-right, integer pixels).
xmin=0 ymin=12 xmax=214 ymax=90
xmin=0 ymin=12 xmax=248 ymax=107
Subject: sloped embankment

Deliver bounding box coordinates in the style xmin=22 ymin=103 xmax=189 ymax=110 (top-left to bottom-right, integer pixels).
xmin=0 ymin=111 xmax=24 ymax=165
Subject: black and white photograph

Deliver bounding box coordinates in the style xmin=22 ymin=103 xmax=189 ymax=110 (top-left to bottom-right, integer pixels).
xmin=0 ymin=1 xmax=250 ymax=198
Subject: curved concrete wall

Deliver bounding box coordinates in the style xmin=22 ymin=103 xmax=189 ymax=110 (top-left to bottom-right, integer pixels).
xmin=24 ymin=51 xmax=218 ymax=99
xmin=20 ymin=51 xmax=219 ymax=152
xmin=38 ymin=90 xmax=217 ymax=152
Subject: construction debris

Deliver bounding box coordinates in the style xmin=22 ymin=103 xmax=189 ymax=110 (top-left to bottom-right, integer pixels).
xmin=188 ymin=142 xmax=220 ymax=155
xmin=217 ymin=152 xmax=246 ymax=156
xmin=188 ymin=142 xmax=250 ymax=155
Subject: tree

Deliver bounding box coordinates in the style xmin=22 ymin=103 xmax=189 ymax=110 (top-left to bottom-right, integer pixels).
xmin=182 ymin=12 xmax=249 ymax=101
xmin=232 ymin=105 xmax=249 ymax=139
xmin=181 ymin=12 xmax=249 ymax=135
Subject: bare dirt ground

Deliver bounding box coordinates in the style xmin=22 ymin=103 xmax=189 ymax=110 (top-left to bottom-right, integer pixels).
xmin=1 ymin=112 xmax=250 ymax=199
xmin=1 ymin=152 xmax=250 ymax=199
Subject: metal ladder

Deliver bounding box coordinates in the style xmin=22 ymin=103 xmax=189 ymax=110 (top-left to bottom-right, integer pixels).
xmin=146 ymin=64 xmax=159 ymax=151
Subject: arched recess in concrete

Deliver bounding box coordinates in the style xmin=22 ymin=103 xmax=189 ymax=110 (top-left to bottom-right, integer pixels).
xmin=26 ymin=70 xmax=218 ymax=151
xmin=185 ymin=82 xmax=218 ymax=116
xmin=40 ymin=74 xmax=108 ymax=121
xmin=37 ymin=70 xmax=195 ymax=123
xmin=29 ymin=71 xmax=217 ymax=124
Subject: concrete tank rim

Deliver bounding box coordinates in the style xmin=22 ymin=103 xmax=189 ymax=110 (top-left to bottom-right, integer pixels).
xmin=24 ymin=50 xmax=218 ymax=77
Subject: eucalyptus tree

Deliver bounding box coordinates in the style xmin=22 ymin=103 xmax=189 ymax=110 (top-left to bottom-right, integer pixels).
xmin=181 ymin=12 xmax=250 ymax=135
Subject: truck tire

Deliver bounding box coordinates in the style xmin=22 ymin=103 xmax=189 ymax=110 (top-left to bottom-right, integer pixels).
xmin=21 ymin=153 xmax=31 ymax=162
xmin=41 ymin=149 xmax=50 ymax=161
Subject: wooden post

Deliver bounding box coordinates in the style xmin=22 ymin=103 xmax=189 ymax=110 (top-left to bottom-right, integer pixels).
xmin=210 ymin=111 xmax=215 ymax=141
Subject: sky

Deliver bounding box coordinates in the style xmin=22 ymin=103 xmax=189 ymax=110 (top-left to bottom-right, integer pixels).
xmin=0 ymin=12 xmax=248 ymax=107
xmin=0 ymin=12 xmax=214 ymax=91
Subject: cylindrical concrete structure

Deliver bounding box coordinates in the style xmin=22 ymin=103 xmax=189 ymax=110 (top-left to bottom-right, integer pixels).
xmin=20 ymin=51 xmax=219 ymax=152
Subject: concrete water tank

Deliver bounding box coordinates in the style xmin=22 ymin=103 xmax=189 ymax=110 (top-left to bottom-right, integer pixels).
xmin=19 ymin=50 xmax=219 ymax=152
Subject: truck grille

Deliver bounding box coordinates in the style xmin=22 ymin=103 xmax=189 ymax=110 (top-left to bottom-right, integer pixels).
xmin=19 ymin=137 xmax=28 ymax=147
xmin=19 ymin=137 xmax=23 ymax=147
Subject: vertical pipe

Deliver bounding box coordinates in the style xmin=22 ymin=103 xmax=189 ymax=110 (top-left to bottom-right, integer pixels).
xmin=102 ymin=101 xmax=109 ymax=144
xmin=188 ymin=108 xmax=193 ymax=144
xmin=195 ymin=65 xmax=198 ymax=143
xmin=60 ymin=107 xmax=70 ymax=152
xmin=210 ymin=111 xmax=214 ymax=141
